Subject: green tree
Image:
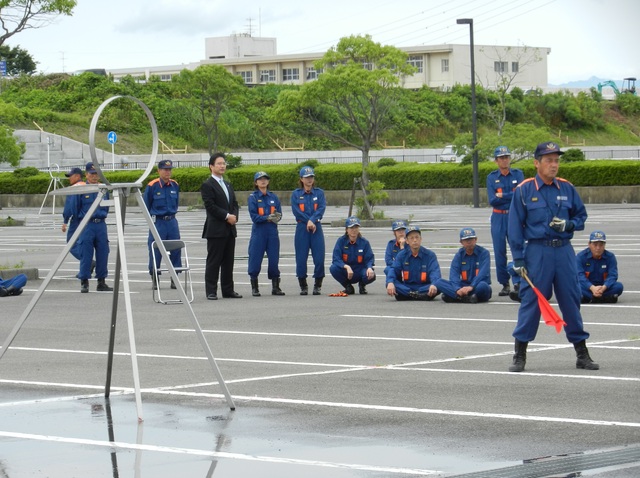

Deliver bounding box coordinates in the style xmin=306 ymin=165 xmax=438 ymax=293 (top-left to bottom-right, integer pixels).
xmin=172 ymin=65 xmax=246 ymax=154
xmin=0 ymin=1 xmax=76 ymax=47
xmin=272 ymin=35 xmax=416 ymax=219
xmin=0 ymin=125 xmax=25 ymax=165
xmin=0 ymin=44 xmax=36 ymax=75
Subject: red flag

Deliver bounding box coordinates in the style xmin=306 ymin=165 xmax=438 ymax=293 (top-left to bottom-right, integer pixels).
xmin=522 ymin=272 xmax=567 ymax=333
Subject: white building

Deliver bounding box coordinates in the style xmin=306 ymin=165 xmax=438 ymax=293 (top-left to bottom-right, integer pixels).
xmin=108 ymin=35 xmax=550 ymax=91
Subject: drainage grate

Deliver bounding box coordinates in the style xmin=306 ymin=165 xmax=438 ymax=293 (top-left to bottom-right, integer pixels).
xmin=450 ymin=446 xmax=640 ymax=478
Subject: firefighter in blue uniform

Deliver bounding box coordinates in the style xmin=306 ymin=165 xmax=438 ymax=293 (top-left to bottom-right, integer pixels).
xmin=507 ymin=141 xmax=598 ymax=372
xmin=248 ymin=171 xmax=285 ymax=297
xmin=329 ymin=216 xmax=376 ymax=294
xmin=384 ymin=220 xmax=407 ymax=283
xmin=438 ymin=227 xmax=492 ymax=303
xmin=291 ymin=166 xmax=326 ymax=295
xmin=486 ymin=146 xmax=524 ymax=297
xmin=61 ymin=167 xmax=86 ymax=264
xmin=386 ymin=226 xmax=441 ymax=301
xmin=143 ymin=159 xmax=181 ymax=290
xmin=576 ymin=230 xmax=624 ymax=303
xmin=70 ymin=162 xmax=113 ymax=293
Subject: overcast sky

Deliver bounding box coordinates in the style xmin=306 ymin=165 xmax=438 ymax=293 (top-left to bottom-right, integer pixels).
xmin=9 ymin=0 xmax=640 ymax=85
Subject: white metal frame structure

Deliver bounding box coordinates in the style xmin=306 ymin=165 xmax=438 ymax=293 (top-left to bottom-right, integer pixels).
xmin=151 ymin=239 xmax=194 ymax=304
xmin=0 ymin=96 xmax=235 ymax=420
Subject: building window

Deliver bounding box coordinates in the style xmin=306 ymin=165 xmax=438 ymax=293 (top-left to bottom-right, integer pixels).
xmin=408 ymin=55 xmax=424 ymax=73
xmin=282 ymin=68 xmax=299 ymax=81
xmin=441 ymin=59 xmax=449 ymax=73
xmin=494 ymin=61 xmax=508 ymax=73
xmin=238 ymin=71 xmax=253 ymax=83
xmin=362 ymin=61 xmax=374 ymax=71
xmin=160 ymin=74 xmax=172 ymax=81
xmin=259 ymin=69 xmax=276 ymax=83
xmin=511 ymin=62 xmax=519 ymax=73
xmin=306 ymin=67 xmax=322 ymax=80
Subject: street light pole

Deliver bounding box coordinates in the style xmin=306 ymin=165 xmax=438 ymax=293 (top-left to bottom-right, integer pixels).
xmin=457 ymin=18 xmax=480 ymax=208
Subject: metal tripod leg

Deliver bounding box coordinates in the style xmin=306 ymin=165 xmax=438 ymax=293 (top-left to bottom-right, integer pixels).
xmin=135 ymin=189 xmax=235 ymax=410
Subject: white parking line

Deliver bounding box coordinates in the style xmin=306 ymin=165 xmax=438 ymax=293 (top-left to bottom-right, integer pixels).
xmin=0 ymin=430 xmax=442 ymax=476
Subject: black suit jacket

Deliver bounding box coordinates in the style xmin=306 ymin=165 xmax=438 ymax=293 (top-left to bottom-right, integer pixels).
xmin=200 ymin=176 xmax=239 ymax=239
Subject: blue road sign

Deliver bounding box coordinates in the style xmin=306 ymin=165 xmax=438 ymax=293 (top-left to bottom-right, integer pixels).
xmin=0 ymin=60 xmax=7 ymax=77
xmin=107 ymin=131 xmax=117 ymax=144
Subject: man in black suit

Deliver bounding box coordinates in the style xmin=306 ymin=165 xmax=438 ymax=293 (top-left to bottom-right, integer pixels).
xmin=201 ymin=152 xmax=242 ymax=300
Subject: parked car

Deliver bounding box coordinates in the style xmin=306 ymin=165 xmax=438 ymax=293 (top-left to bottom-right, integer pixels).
xmin=437 ymin=145 xmax=465 ymax=163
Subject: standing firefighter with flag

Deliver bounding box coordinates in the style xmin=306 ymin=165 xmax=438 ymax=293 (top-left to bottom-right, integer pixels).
xmin=507 ymin=141 xmax=599 ymax=373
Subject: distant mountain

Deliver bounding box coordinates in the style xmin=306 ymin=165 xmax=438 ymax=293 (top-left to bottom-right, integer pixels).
xmin=550 ymin=76 xmax=619 ymax=88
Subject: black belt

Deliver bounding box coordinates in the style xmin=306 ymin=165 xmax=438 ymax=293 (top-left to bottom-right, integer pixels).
xmin=529 ymin=238 xmax=570 ymax=247
xmin=154 ymin=215 xmax=175 ymax=221
xmin=90 ymin=218 xmax=105 ymax=223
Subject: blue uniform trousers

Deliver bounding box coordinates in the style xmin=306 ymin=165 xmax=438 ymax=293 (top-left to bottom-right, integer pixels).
xmin=394 ymin=282 xmax=434 ymax=298
xmin=78 ymin=221 xmax=109 ymax=280
xmin=248 ymin=225 xmax=280 ymax=279
xmin=0 ymin=274 xmax=27 ymax=290
xmin=148 ymin=218 xmax=181 ymax=274
xmin=67 ymin=219 xmax=82 ymax=261
xmin=491 ymin=212 xmax=510 ymax=285
xmin=514 ymin=242 xmax=589 ymax=344
xmin=580 ymin=281 xmax=624 ymax=301
xmin=294 ymin=222 xmax=325 ymax=279
xmin=437 ymin=279 xmax=492 ymax=302
xmin=329 ymin=264 xmax=376 ymax=286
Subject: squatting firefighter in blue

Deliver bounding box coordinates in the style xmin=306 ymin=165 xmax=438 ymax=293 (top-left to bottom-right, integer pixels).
xmin=576 ymin=230 xmax=624 ymax=303
xmin=329 ymin=216 xmax=376 ymax=295
xmin=386 ymin=226 xmax=442 ymax=301
xmin=247 ymin=171 xmax=285 ymax=297
xmin=437 ymin=227 xmax=492 ymax=303
xmin=507 ymin=141 xmax=598 ymax=373
xmin=143 ymin=159 xmax=181 ymax=290
xmin=384 ymin=220 xmax=407 ymax=283
xmin=486 ymin=146 xmax=524 ymax=297
xmin=69 ymin=162 xmax=113 ymax=293
xmin=61 ymin=167 xmax=86 ymax=263
xmin=291 ymin=166 xmax=326 ymax=295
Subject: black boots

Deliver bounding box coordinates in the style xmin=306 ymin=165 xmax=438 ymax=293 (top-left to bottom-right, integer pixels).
xmin=271 ymin=278 xmax=285 ymax=296
xmin=151 ymin=274 xmax=158 ymax=290
xmin=574 ymin=340 xmax=600 ymax=370
xmin=80 ymin=279 xmax=89 ymax=293
xmin=499 ymin=283 xmax=510 ymax=296
xmin=509 ymin=339 xmax=528 ymax=372
xmin=342 ymin=283 xmax=356 ymax=295
xmin=298 ymin=278 xmax=308 ymax=295
xmin=251 ymin=278 xmax=261 ymax=297
xmin=313 ymin=277 xmax=323 ymax=295
xmin=0 ymin=285 xmax=23 ymax=297
xmin=97 ymin=278 xmax=113 ymax=292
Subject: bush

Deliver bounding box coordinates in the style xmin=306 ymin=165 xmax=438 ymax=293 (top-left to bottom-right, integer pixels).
xmin=12 ymin=166 xmax=41 ymax=178
xmin=561 ymin=148 xmax=586 ymax=162
xmin=376 ymin=157 xmax=397 ymax=167
xmin=225 ymin=153 xmax=243 ymax=170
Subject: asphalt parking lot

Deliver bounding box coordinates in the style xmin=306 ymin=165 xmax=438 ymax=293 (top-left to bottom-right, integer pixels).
xmin=0 ymin=202 xmax=639 ymax=477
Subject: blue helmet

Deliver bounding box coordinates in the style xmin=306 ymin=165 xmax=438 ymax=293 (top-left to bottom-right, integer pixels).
xmin=391 ymin=220 xmax=407 ymax=231
xmin=299 ymin=166 xmax=315 ymax=178
xmin=405 ymin=225 xmax=421 ymax=236
xmin=345 ymin=216 xmax=361 ymax=228
xmin=254 ymin=171 xmax=270 ymax=181
xmin=459 ymin=227 xmax=477 ymax=240
xmin=494 ymin=146 xmax=511 ymax=159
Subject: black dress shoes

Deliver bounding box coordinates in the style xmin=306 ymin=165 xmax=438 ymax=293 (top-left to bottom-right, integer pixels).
xmin=222 ymin=291 xmax=243 ymax=299
xmin=207 ymin=293 xmax=218 ymax=300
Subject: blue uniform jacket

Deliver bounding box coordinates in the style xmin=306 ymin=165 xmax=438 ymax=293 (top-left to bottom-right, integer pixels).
xmin=248 ymin=190 xmax=282 ymax=227
xmin=448 ymin=245 xmax=492 ymax=289
xmin=143 ymin=178 xmax=179 ymax=216
xmin=486 ymin=168 xmax=524 ymax=210
xmin=389 ymin=246 xmax=441 ymax=287
xmin=290 ymin=187 xmax=326 ymax=224
xmin=69 ymin=186 xmax=110 ymax=220
xmin=576 ymin=248 xmax=619 ymax=290
xmin=385 ymin=239 xmax=404 ymax=268
xmin=332 ymin=235 xmax=375 ymax=270
xmin=62 ymin=181 xmax=86 ymax=226
xmin=508 ymin=174 xmax=587 ymax=261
